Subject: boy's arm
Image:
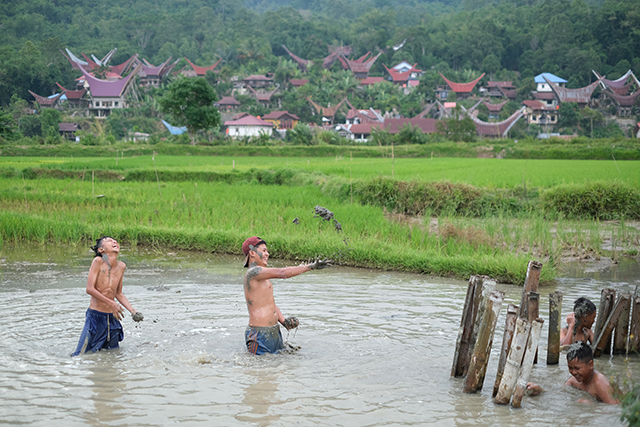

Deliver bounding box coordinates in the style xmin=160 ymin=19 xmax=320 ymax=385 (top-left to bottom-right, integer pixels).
xmin=596 ymin=376 xmax=620 ymax=404
xmin=249 ymin=260 xmax=331 ymax=281
xmin=114 ymin=264 xmax=137 ymax=314
xmin=86 ymin=258 xmax=124 ymax=319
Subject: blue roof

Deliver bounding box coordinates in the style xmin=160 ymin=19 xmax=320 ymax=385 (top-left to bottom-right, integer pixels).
xmin=48 ymin=93 xmax=67 ymax=100
xmin=161 ymin=120 xmax=187 ymax=135
xmin=534 ymin=73 xmax=567 ymax=83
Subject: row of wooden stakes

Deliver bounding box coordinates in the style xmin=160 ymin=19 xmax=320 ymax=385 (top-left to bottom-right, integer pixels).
xmin=451 ymin=260 xmax=640 ymax=409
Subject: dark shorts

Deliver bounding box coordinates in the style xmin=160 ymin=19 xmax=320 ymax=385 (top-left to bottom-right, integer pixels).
xmin=245 ymin=324 xmax=284 ymax=355
xmin=71 ymin=308 xmax=124 ymax=357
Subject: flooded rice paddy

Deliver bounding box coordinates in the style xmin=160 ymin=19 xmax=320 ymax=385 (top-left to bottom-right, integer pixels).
xmin=1 ymin=244 xmax=639 ymax=426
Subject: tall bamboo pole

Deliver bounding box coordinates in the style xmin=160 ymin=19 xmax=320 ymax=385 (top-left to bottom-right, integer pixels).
xmin=495 ymin=318 xmax=531 ymax=405
xmin=593 ymin=295 xmax=627 ymax=357
xmin=511 ymin=318 xmax=545 ymax=408
xmin=613 ymin=292 xmax=631 ymax=355
xmin=630 ymin=293 xmax=640 ymax=355
xmin=493 ymin=304 xmax=519 ymax=397
xmin=595 ymin=289 xmax=616 ymax=356
xmin=452 ymin=276 xmax=484 ymax=377
xmin=518 ymin=261 xmax=543 ymax=319
xmin=467 ymin=279 xmax=497 ymax=369
xmin=547 ymin=291 xmax=563 ymax=365
xmin=463 ymin=290 xmax=505 ymax=393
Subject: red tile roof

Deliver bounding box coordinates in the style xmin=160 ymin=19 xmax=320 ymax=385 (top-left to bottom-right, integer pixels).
xmin=215 ymin=96 xmax=241 ymax=106
xmin=383 ymin=63 xmax=423 ymax=83
xmin=522 ymin=100 xmax=553 ymax=110
xmin=224 ymin=115 xmax=274 ymax=127
xmin=603 ymin=89 xmax=640 ymax=106
xmin=29 ymin=90 xmax=64 ymax=106
xmin=56 ymin=82 xmax=86 ymax=100
xmin=290 ymin=79 xmax=309 ymax=87
xmin=184 ymin=57 xmax=222 ymax=76
xmin=532 ymin=92 xmax=556 ymax=100
xmin=360 ymin=77 xmax=386 ymax=86
xmin=439 ymin=72 xmax=485 ymax=93
xmin=109 ymin=54 xmax=138 ymax=76
xmin=376 ymin=118 xmax=438 ymax=134
xmin=486 ymin=81 xmax=514 ymax=88
xmin=262 ymin=111 xmax=300 ymax=120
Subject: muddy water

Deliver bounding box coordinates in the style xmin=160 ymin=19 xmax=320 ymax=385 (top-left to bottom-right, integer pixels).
xmin=1 ymin=244 xmax=638 ymax=426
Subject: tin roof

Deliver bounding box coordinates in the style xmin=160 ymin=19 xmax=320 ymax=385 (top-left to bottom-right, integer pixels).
xmin=544 ymin=76 xmax=603 ymax=104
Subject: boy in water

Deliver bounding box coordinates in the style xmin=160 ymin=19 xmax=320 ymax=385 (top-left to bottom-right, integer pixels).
xmin=242 ymin=236 xmax=330 ymax=355
xmin=71 ymin=236 xmax=143 ymax=356
xmin=527 ymin=341 xmax=619 ymax=404
xmin=560 ymin=297 xmax=596 ymax=346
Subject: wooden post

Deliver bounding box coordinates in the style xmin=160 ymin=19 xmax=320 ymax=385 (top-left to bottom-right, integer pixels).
xmin=495 ymin=318 xmax=531 ymax=405
xmin=630 ymin=293 xmax=640 ymax=355
xmin=452 ymin=276 xmax=484 ymax=377
xmin=511 ymin=318 xmax=545 ymax=408
xmin=493 ymin=304 xmax=519 ymax=397
xmin=518 ymin=261 xmax=543 ymax=318
xmin=526 ymin=292 xmax=540 ymax=364
xmin=595 ymin=289 xmax=616 ymax=356
xmin=463 ymin=290 xmax=505 ymax=393
xmin=467 ymin=279 xmax=497 ymax=367
xmin=593 ymin=295 xmax=628 ymax=357
xmin=613 ymin=292 xmax=632 ymax=355
xmin=547 ymin=291 xmax=563 ymax=365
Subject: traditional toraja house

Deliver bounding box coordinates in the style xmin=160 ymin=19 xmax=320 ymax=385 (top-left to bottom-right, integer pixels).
xmin=56 ymin=82 xmax=87 ymax=108
xmin=482 ymin=99 xmax=509 ymax=120
xmin=593 ymin=70 xmax=640 ymax=95
xmin=282 ymin=44 xmax=352 ymax=72
xmin=138 ymin=57 xmax=179 ymax=87
xmin=543 ymin=76 xmax=603 ymax=108
xmin=246 ymin=85 xmax=279 ymax=107
xmin=109 ymin=55 xmax=139 ymax=77
xmin=601 ymin=89 xmax=640 ymax=117
xmin=289 ymin=79 xmax=309 ymax=88
xmin=243 ymin=74 xmax=274 ymax=89
xmin=183 ymin=57 xmax=222 ymax=77
xmin=438 ymin=72 xmax=486 ymax=100
xmin=223 ymin=115 xmax=273 ymax=139
xmin=485 ymin=81 xmax=516 ymax=99
xmin=337 ymin=117 xmax=438 ymax=142
xmin=59 ymin=123 xmax=79 ymax=141
xmin=28 ymin=91 xmax=64 ymax=109
xmin=360 ymin=77 xmax=386 ymax=86
xmin=307 ymin=97 xmax=348 ymax=124
xmin=383 ymin=63 xmax=423 ymax=86
xmin=532 ymin=73 xmax=566 ymax=108
xmin=521 ymin=100 xmax=558 ymax=126
xmin=345 ymin=107 xmax=383 ymax=125
xmin=340 ymin=52 xmax=381 ymax=80
xmin=79 ymin=63 xmax=141 ymax=117
xmin=261 ymin=111 xmax=300 ymax=130
xmin=465 ymin=107 xmax=525 ymax=138
xmin=214 ymin=96 xmax=241 ymax=111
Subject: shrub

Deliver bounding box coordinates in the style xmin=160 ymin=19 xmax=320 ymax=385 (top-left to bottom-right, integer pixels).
xmin=542 ymin=182 xmax=640 ymax=220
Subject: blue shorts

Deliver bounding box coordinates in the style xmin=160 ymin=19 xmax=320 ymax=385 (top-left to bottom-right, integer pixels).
xmin=245 ymin=325 xmax=284 ymax=355
xmin=71 ymin=308 xmax=124 ymax=357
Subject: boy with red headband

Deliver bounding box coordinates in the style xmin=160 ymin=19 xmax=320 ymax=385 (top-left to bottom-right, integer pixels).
xmin=242 ymin=236 xmax=330 ymax=355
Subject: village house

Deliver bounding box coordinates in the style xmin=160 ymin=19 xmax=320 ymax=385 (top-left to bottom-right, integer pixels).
xmin=55 ymin=83 xmax=87 ymax=108
xmin=521 ymin=100 xmax=558 ymax=126
xmin=138 ymin=57 xmax=178 ymax=87
xmin=59 ymin=123 xmax=79 ymax=141
xmin=79 ymin=63 xmax=141 ymax=118
xmin=438 ymin=73 xmax=485 ymax=100
xmin=223 ymin=114 xmax=273 ymax=139
xmin=182 ymin=58 xmax=222 ymax=77
xmin=243 ymin=74 xmax=274 ymax=89
xmin=383 ymin=63 xmax=423 ymax=87
xmin=289 ymin=79 xmax=309 ymax=88
xmin=483 ymin=81 xmax=516 ymax=100
xmin=214 ymin=96 xmax=241 ymax=111
xmin=261 ymin=111 xmax=299 ymax=130
xmin=532 ymin=73 xmax=566 ymax=108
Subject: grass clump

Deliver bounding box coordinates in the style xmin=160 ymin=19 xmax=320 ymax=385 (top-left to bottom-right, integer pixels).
xmin=542 ymin=182 xmax=640 ymax=220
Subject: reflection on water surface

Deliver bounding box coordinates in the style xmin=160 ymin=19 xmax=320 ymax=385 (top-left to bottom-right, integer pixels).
xmin=0 ymin=244 xmax=638 ymax=426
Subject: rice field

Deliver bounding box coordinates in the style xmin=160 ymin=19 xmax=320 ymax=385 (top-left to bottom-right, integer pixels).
xmin=1 ymin=155 xmax=638 ymax=189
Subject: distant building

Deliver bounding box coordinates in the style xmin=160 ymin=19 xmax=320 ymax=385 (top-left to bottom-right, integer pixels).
xmin=261 ymin=111 xmax=299 ymax=130
xmin=183 ymin=58 xmax=222 ymax=77
xmin=138 ymin=57 xmax=178 ymax=87
xmin=243 ymin=74 xmax=274 ymax=89
xmin=59 ymin=123 xmax=79 ymax=141
xmin=56 ymin=83 xmax=87 ymax=108
xmin=384 ymin=63 xmax=423 ymax=86
xmin=360 ymin=77 xmax=386 ymax=86
xmin=214 ymin=96 xmax=241 ymax=111
xmin=289 ymin=79 xmax=309 ymax=88
xmin=484 ymin=81 xmax=516 ymax=99
xmin=79 ymin=63 xmax=141 ymax=118
xmin=223 ymin=115 xmax=273 ymax=139
xmin=522 ymin=100 xmax=558 ymax=126
xmin=438 ymin=73 xmax=485 ymax=100
xmin=28 ymin=91 xmax=64 ymax=109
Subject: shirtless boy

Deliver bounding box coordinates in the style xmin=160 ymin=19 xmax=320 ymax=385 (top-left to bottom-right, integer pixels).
xmin=72 ymin=236 xmax=142 ymax=356
xmin=242 ymin=236 xmax=330 ymax=355
xmin=560 ymin=297 xmax=596 ymax=346
xmin=527 ymin=341 xmax=619 ymax=404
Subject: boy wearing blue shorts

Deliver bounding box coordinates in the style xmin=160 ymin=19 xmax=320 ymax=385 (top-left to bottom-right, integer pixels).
xmin=72 ymin=237 xmax=143 ymax=356
xmin=242 ymin=236 xmax=330 ymax=355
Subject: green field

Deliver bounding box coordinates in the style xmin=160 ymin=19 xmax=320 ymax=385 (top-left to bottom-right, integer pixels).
xmin=2 ymin=155 xmax=638 ymax=189
xmin=1 ymin=154 xmax=638 ymax=284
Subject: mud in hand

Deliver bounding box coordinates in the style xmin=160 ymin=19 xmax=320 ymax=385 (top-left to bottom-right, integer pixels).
xmin=132 ymin=311 xmax=144 ymax=322
xmin=309 ymin=258 xmax=332 ymax=270
xmin=282 ymin=317 xmax=299 ymax=330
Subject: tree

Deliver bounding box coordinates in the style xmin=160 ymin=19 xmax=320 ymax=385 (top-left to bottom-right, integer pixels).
xmin=0 ymin=109 xmax=16 ymax=140
xmin=158 ymin=77 xmax=220 ymax=144
xmin=557 ymin=102 xmax=579 ymax=128
xmin=40 ymin=108 xmax=61 ymax=140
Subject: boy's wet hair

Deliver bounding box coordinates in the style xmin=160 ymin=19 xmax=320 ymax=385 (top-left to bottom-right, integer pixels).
xmin=90 ymin=236 xmax=112 ymax=258
xmin=573 ymin=297 xmax=597 ymax=318
xmin=567 ymin=341 xmax=593 ymax=363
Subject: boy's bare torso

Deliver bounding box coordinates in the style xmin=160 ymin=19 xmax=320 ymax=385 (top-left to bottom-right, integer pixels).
xmin=244 ymin=267 xmax=278 ymax=327
xmin=90 ymin=257 xmax=125 ymax=313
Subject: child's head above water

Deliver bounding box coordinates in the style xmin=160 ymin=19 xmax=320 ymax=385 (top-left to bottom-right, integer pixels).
xmin=567 ymin=341 xmax=595 ymax=383
xmin=573 ymin=297 xmax=597 ymax=328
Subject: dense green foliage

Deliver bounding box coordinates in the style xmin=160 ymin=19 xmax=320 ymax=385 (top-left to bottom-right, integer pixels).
xmin=1 ymin=0 xmax=639 ymax=107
